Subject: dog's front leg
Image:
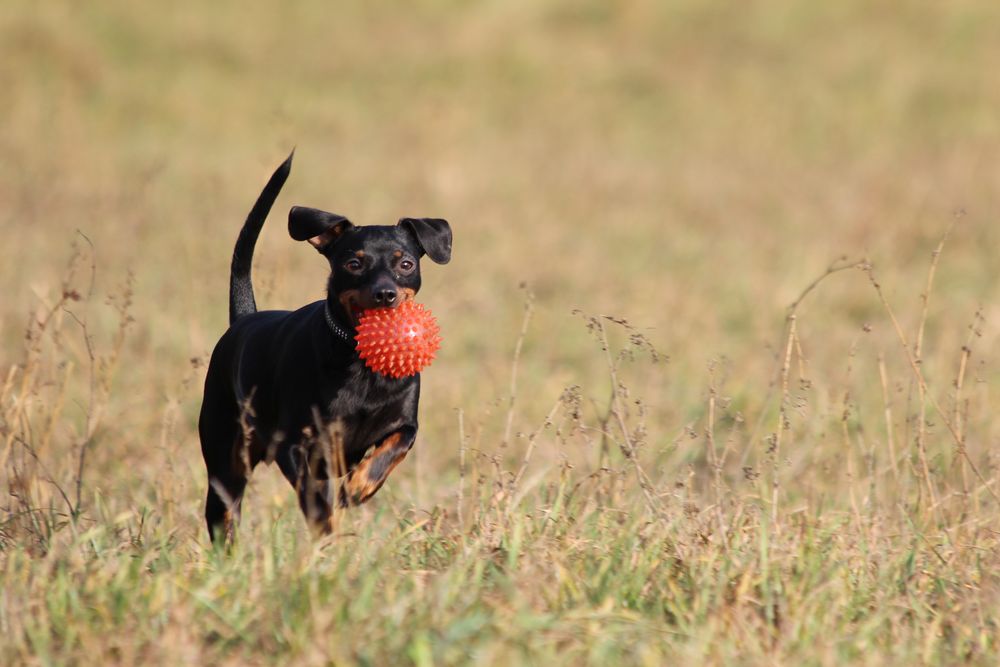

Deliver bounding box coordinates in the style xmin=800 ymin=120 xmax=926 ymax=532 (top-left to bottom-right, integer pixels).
xmin=339 ymin=427 xmax=416 ymax=507
xmin=300 ymin=477 xmax=336 ymax=536
xmin=280 ymin=441 xmax=338 ymax=536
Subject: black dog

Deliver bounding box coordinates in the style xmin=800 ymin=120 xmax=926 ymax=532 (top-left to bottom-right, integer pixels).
xmin=198 ymin=153 xmax=452 ymax=543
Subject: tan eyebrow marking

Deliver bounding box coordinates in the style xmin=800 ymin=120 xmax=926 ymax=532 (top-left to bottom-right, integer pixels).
xmin=354 ymin=250 xmax=365 ymax=258
xmin=393 ymin=250 xmax=403 ymax=258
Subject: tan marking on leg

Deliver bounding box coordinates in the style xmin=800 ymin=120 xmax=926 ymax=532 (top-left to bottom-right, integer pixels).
xmin=222 ymin=509 xmax=235 ymax=545
xmin=340 ymin=432 xmax=410 ymax=506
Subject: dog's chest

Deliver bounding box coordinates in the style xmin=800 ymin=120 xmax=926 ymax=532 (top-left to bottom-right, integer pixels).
xmin=318 ymin=359 xmax=417 ymax=419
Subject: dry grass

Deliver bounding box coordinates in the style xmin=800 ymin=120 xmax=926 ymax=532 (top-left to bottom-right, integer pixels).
xmin=2 ymin=0 xmax=1000 ymax=664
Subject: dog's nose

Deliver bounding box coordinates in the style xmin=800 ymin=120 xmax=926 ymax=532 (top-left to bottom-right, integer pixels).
xmin=374 ymin=288 xmax=398 ymax=305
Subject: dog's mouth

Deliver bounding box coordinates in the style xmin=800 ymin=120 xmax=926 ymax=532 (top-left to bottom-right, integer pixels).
xmin=338 ymin=288 xmax=417 ymax=326
xmin=349 ymin=303 xmax=364 ymax=326
xmin=337 ymin=291 xmax=364 ymax=327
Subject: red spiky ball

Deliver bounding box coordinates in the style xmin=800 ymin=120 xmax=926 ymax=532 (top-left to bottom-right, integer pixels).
xmin=354 ymin=301 xmax=441 ymax=378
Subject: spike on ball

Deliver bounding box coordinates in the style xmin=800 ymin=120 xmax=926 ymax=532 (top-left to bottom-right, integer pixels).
xmin=354 ymin=301 xmax=441 ymax=378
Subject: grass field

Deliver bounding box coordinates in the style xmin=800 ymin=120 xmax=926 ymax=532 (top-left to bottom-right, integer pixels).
xmin=3 ymin=0 xmax=1000 ymax=664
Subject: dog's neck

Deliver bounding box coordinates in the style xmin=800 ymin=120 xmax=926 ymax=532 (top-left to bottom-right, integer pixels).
xmin=324 ymin=301 xmax=354 ymax=343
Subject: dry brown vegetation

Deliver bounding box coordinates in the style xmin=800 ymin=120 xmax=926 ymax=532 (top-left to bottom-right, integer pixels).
xmin=2 ymin=1 xmax=1000 ymax=664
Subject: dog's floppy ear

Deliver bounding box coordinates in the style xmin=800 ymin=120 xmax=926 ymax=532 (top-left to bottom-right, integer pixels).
xmin=398 ymin=218 xmax=452 ymax=264
xmin=289 ymin=206 xmax=354 ymax=251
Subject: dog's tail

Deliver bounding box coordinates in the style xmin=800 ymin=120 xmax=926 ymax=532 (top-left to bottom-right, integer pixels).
xmin=229 ymin=151 xmax=294 ymax=324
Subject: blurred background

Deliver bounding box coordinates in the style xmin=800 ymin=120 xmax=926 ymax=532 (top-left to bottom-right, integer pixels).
xmin=6 ymin=1 xmax=1000 ymax=663
xmin=2 ymin=0 xmax=1000 ymax=521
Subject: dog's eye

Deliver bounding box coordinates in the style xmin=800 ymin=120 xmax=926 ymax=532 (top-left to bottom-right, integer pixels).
xmin=398 ymin=259 xmax=415 ymax=272
xmin=344 ymin=258 xmax=363 ymax=272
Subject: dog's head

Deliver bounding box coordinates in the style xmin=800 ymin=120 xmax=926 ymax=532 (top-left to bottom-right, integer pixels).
xmin=288 ymin=207 xmax=452 ymax=326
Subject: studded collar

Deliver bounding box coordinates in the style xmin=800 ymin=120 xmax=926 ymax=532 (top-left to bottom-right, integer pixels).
xmin=324 ymin=302 xmax=355 ymax=343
